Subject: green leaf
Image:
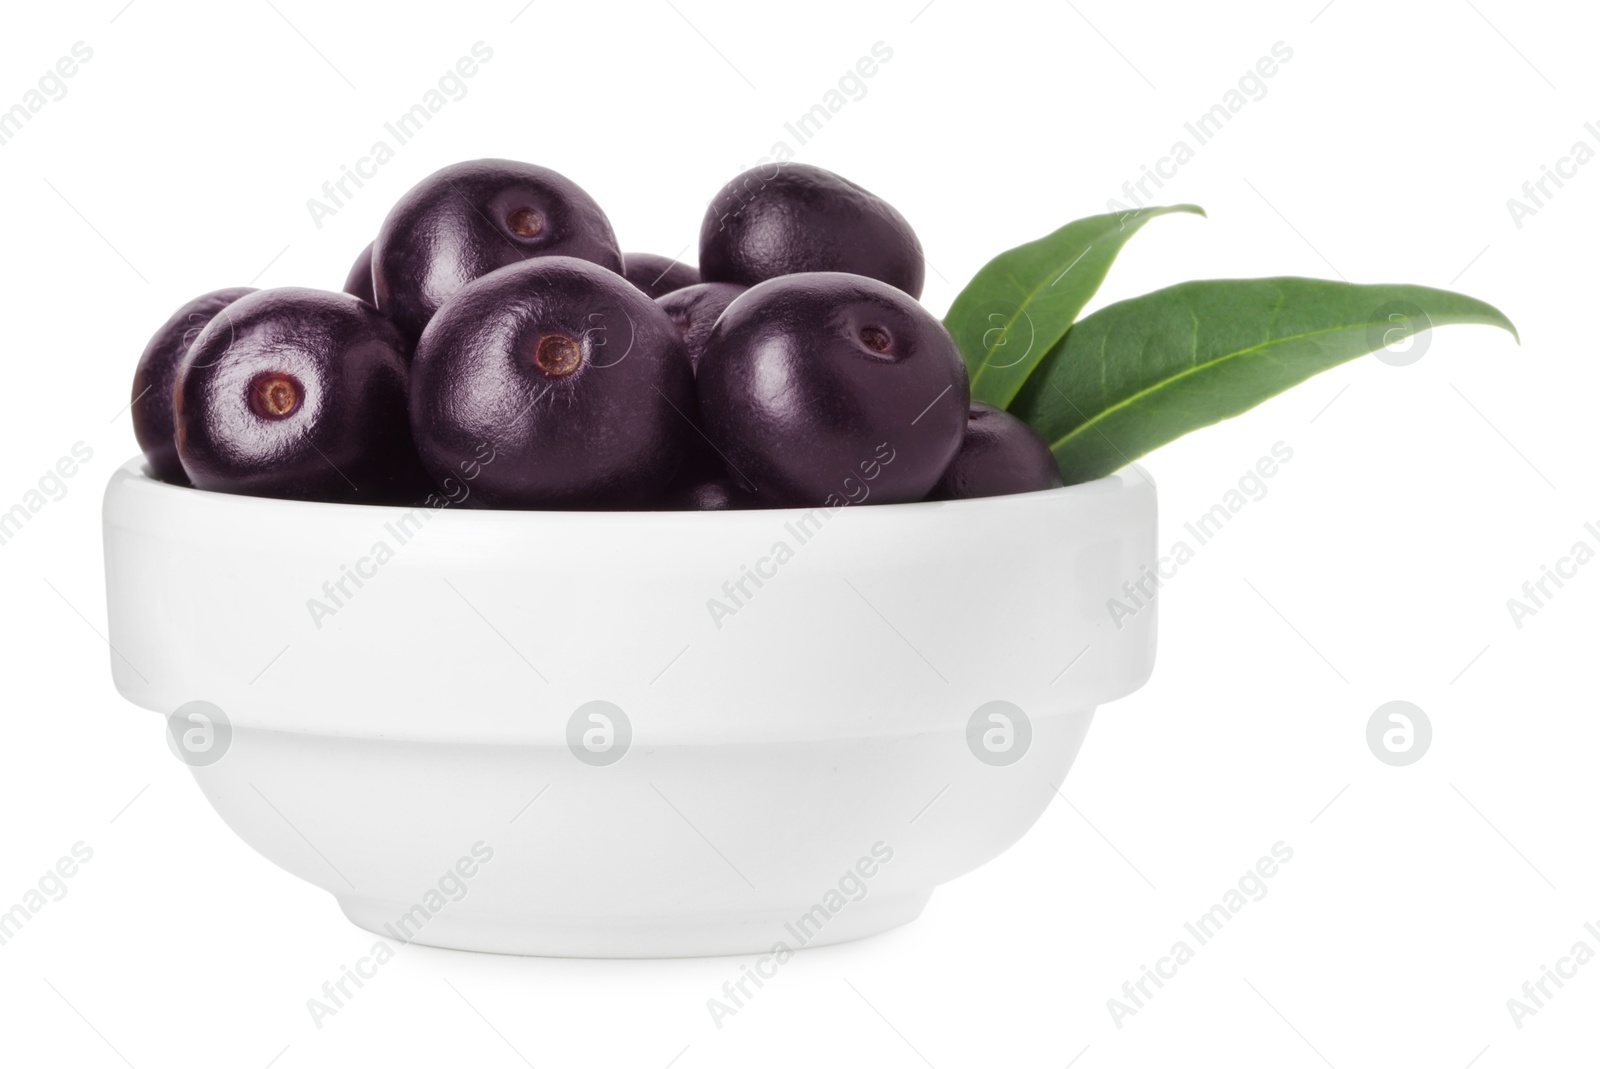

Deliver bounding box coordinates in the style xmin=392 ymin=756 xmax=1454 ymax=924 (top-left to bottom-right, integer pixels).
xmin=945 ymin=204 xmax=1205 ymax=408
xmin=1009 ymin=278 xmax=1520 ymax=485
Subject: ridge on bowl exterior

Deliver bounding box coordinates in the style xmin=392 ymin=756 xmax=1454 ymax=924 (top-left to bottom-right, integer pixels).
xmin=102 ymin=456 xmax=1158 ymax=957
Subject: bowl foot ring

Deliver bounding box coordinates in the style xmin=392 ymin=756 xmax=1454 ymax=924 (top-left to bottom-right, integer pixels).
xmin=335 ymin=888 xmax=934 ymax=958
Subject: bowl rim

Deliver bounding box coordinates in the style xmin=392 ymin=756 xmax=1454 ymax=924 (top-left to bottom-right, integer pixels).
xmin=107 ymin=455 xmax=1155 ymax=523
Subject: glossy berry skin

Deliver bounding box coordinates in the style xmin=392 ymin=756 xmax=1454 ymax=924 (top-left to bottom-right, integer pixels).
xmin=132 ymin=287 xmax=256 ymax=485
xmin=176 ymin=288 xmax=421 ymax=503
xmin=622 ymin=252 xmax=700 ymax=298
xmin=657 ymin=474 xmax=752 ymax=511
xmin=656 ymin=282 xmax=745 ymax=372
xmin=410 ymin=256 xmax=695 ymax=509
xmin=374 ymin=159 xmax=622 ymax=340
xmin=699 ymin=163 xmax=925 ymax=299
xmin=929 ymin=402 xmax=1063 ymax=500
xmin=342 ymin=241 xmax=375 ymax=305
xmin=696 ymin=273 xmax=967 ymax=507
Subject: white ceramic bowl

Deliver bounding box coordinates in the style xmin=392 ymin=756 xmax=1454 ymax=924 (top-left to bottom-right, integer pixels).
xmin=102 ymin=456 xmax=1157 ymax=957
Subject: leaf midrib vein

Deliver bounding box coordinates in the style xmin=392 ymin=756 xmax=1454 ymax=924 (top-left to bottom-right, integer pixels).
xmin=1048 ymin=320 xmax=1366 ymax=452
xmin=969 ymin=245 xmax=1099 ymax=393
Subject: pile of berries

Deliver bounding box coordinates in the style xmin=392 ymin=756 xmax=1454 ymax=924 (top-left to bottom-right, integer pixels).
xmin=132 ymin=160 xmax=1063 ymax=510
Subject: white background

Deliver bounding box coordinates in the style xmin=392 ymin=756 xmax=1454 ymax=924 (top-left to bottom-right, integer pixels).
xmin=1 ymin=0 xmax=1594 ymax=1066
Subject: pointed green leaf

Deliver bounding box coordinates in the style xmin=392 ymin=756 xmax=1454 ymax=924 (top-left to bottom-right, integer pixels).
xmin=945 ymin=204 xmax=1205 ymax=408
xmin=1010 ymin=278 xmax=1519 ymax=485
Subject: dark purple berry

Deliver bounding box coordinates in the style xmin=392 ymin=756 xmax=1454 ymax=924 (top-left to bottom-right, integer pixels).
xmin=342 ymin=241 xmax=375 ymax=305
xmin=374 ymin=159 xmax=622 ymax=340
xmin=657 ymin=474 xmax=753 ymax=511
xmin=700 ymin=163 xmax=924 ymax=298
xmin=622 ymin=252 xmax=700 ymax=298
xmin=132 ymin=287 xmax=256 ymax=485
xmin=656 ymin=282 xmax=745 ymax=372
xmin=696 ymin=273 xmax=967 ymax=507
xmin=929 ymin=402 xmax=1063 ymax=499
xmin=410 ymin=256 xmax=694 ymax=508
xmin=175 ymin=288 xmax=421 ymax=502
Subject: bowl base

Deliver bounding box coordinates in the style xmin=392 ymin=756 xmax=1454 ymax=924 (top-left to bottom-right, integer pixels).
xmin=335 ymin=887 xmax=933 ymax=959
